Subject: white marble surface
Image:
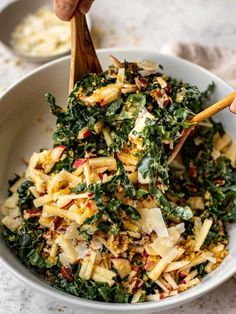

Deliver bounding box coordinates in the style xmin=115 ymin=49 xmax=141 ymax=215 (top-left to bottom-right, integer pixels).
xmin=1 ymin=0 xmax=236 ymax=313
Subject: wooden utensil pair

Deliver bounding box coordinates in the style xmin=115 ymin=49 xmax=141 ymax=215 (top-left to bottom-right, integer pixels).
xmin=69 ymin=11 xmax=236 ymax=163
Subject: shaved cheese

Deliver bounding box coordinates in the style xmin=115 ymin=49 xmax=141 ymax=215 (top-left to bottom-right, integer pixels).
xmin=59 ymin=252 xmax=71 ymax=266
xmin=129 ymin=108 xmax=155 ymax=140
xmin=10 ymin=6 xmax=70 ymax=57
xmin=149 ymin=208 xmax=168 ymax=237
xmin=194 ymin=219 xmax=212 ymax=251
xmin=138 ymin=207 xmax=168 ymax=237
xmin=64 ymin=222 xmax=80 ymax=239
xmin=75 ymin=241 xmax=89 ymax=259
xmin=55 ymin=235 xmax=78 ymax=264
xmin=150 ymin=237 xmax=173 ymax=258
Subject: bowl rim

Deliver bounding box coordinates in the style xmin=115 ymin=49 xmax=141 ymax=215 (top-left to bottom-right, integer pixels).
xmin=0 ymin=48 xmax=235 ymax=312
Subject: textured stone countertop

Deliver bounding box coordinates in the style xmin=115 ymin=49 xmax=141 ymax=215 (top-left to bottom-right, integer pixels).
xmin=1 ymin=0 xmax=236 ymax=313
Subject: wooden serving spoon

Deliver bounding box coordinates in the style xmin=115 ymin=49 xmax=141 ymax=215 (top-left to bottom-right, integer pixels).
xmin=167 ymin=91 xmax=236 ymax=165
xmin=69 ymin=10 xmax=102 ymax=92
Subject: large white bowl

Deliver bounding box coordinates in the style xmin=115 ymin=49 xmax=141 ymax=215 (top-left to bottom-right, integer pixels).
xmin=0 ymin=49 xmax=235 ymax=313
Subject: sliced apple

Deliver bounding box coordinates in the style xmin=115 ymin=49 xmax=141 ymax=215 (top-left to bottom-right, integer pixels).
xmin=51 ymin=145 xmax=66 ymax=161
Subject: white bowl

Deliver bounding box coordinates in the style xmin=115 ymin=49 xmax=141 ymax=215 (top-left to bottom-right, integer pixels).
xmin=0 ymin=49 xmax=235 ymax=313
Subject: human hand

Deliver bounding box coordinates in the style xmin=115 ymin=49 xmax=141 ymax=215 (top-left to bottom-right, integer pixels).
xmin=230 ymin=97 xmax=236 ymax=113
xmin=54 ymin=0 xmax=94 ymax=21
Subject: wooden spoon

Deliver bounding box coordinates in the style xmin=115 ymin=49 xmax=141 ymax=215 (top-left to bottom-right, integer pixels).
xmin=69 ymin=10 xmax=102 ymax=92
xmin=167 ymin=91 xmax=236 ymax=165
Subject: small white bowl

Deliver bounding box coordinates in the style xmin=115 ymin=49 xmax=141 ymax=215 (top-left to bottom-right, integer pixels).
xmin=0 ymin=0 xmax=91 ymax=63
xmin=0 ymin=48 xmax=235 ymax=313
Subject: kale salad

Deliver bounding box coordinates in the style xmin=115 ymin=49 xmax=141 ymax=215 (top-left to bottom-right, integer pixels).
xmin=2 ymin=57 xmax=236 ymax=303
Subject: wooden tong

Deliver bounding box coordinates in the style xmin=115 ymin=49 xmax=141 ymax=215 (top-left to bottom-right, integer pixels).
xmin=167 ymin=91 xmax=236 ymax=164
xmin=69 ymin=10 xmax=102 ymax=92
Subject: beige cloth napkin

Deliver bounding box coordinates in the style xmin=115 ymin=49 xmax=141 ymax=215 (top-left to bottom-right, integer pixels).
xmin=161 ymin=42 xmax=236 ymax=88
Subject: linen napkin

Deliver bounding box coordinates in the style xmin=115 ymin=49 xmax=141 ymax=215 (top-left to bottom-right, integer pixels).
xmin=161 ymin=42 xmax=236 ymax=88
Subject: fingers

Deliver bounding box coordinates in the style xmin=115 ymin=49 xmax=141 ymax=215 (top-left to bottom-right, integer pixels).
xmin=78 ymin=0 xmax=94 ymax=14
xmin=54 ymin=0 xmax=94 ymax=21
xmin=54 ymin=0 xmax=79 ymax=21
xmin=229 ymin=97 xmax=236 ymax=114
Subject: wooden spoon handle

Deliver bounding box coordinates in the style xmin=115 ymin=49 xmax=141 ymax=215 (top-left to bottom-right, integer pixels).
xmin=190 ymin=91 xmax=236 ymax=124
xmin=69 ymin=10 xmax=102 ymax=92
xmin=167 ymin=91 xmax=236 ymax=165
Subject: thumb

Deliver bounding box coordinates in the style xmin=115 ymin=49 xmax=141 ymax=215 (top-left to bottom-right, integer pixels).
xmin=54 ymin=0 xmax=79 ymax=21
xmin=78 ymin=0 xmax=94 ymax=14
xmin=230 ymin=97 xmax=236 ymax=114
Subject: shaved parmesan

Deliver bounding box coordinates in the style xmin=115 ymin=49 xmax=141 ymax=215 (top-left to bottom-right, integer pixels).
xmin=129 ymin=108 xmax=155 ymax=140
xmin=75 ymin=241 xmax=89 ymax=259
xmin=138 ymin=207 xmax=168 ymax=237
xmin=148 ymin=208 xmax=168 ymax=237
xmin=55 ymin=235 xmax=78 ymax=264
